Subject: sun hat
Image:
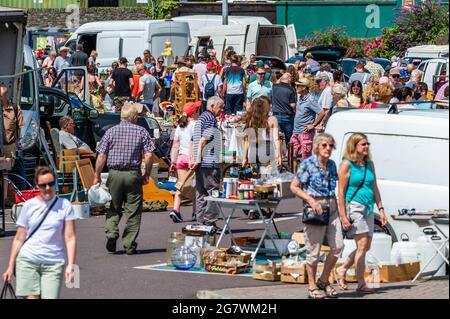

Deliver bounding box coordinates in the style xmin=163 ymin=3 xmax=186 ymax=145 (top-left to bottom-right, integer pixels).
xmin=295 ymin=78 xmax=311 ymax=87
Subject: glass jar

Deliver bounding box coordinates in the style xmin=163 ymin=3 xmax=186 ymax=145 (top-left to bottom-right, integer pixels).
xmin=166 ymin=232 xmax=185 ymax=266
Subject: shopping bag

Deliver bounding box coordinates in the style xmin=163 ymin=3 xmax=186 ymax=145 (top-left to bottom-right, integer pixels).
xmin=175 ymin=170 xmax=196 ymax=200
xmin=88 ymin=184 xmax=112 ymax=207
xmin=1 ymin=281 xmax=17 ymax=299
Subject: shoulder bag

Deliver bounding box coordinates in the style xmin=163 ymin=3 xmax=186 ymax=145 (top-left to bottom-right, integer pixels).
xmin=302 ymin=173 xmax=332 ymax=226
xmin=347 ymin=161 xmax=368 ymax=223
xmin=13 ymin=197 xmax=59 ymax=277
xmin=348 ymin=161 xmax=368 ymax=204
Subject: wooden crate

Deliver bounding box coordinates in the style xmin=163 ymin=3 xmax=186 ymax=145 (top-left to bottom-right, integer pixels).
xmin=205 ymin=263 xmax=250 ymax=275
xmin=334 ymin=262 xmax=420 ymax=283
xmin=252 ymin=261 xmax=281 ymax=281
xmin=280 ymin=257 xmax=308 ymax=284
xmin=316 ymin=263 xmax=336 ymax=283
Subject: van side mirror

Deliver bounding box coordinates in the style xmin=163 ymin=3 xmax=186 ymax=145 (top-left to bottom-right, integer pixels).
xmin=88 ymin=109 xmax=99 ymax=119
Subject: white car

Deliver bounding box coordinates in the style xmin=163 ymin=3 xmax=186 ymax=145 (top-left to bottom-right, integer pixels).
xmin=326 ymin=108 xmax=449 ymax=242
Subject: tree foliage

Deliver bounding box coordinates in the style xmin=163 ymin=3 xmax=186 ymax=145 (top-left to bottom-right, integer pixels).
xmin=144 ymin=0 xmax=181 ymax=20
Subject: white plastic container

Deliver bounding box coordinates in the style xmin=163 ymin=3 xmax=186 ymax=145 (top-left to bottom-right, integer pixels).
xmin=416 ymin=234 xmax=447 ymax=277
xmin=390 ymin=234 xmax=420 ymax=264
xmin=367 ymin=233 xmax=392 ymax=263
xmin=73 ymin=202 xmax=90 ymax=219
xmin=339 ymin=233 xmax=392 ymax=264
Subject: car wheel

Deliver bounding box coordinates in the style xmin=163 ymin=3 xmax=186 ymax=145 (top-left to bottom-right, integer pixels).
xmin=374 ymin=218 xmax=398 ymax=242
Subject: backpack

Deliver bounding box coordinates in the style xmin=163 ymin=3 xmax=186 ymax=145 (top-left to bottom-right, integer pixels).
xmin=204 ymin=74 xmax=217 ymax=100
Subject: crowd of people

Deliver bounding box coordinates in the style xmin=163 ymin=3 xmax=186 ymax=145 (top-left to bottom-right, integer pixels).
xmin=1 ymin=45 xmax=448 ymax=300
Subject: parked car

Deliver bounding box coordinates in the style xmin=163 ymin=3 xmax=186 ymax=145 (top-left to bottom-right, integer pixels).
xmin=326 ymin=108 xmax=449 ymax=243
xmin=341 ymin=57 xmax=391 ymax=79
xmin=405 ymin=45 xmax=449 ymax=67
xmin=302 ymin=45 xmax=347 ymax=71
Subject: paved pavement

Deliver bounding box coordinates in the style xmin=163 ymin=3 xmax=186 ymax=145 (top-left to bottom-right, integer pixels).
xmin=0 ymin=198 xmax=448 ymax=299
xmin=197 ymin=278 xmax=449 ymax=299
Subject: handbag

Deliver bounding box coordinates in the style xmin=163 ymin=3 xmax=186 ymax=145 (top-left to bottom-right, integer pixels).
xmin=302 ymin=173 xmax=332 ymax=226
xmin=175 ymin=169 xmax=196 ymax=200
xmin=1 ymin=281 xmax=17 ymax=299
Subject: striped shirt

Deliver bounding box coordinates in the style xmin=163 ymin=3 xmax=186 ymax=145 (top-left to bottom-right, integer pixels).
xmin=96 ymin=121 xmax=155 ymax=170
xmin=192 ymin=110 xmax=221 ymax=169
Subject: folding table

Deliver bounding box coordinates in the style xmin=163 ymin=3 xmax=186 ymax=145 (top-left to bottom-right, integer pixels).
xmin=206 ymin=197 xmax=285 ymax=261
xmin=392 ymin=214 xmax=449 ymax=281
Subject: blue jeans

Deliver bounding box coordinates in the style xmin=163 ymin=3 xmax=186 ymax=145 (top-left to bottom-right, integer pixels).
xmin=275 ymin=114 xmax=295 ymax=145
xmin=225 ymin=94 xmax=245 ymax=114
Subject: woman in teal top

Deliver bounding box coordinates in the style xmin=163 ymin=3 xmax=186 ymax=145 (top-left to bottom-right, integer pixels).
xmin=335 ymin=133 xmax=388 ymax=293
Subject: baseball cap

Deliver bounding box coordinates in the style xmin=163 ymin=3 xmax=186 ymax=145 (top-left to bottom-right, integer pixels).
xmin=207 ymin=62 xmax=217 ymax=70
xmin=183 ymin=101 xmax=202 ymax=116
xmin=389 ymin=68 xmax=400 ymax=76
xmin=295 ymin=78 xmax=311 ymax=87
xmin=256 ymin=60 xmax=264 ymax=68
xmin=119 ymin=57 xmax=128 ymax=64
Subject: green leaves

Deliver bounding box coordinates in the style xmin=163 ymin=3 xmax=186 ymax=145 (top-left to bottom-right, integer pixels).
xmin=144 ymin=0 xmax=181 ymax=20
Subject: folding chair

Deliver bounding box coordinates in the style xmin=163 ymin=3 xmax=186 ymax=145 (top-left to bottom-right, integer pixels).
xmin=412 ymin=216 xmax=449 ymax=282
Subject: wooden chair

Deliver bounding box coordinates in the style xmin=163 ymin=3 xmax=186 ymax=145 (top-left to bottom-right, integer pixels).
xmin=75 ymin=159 xmax=95 ymax=191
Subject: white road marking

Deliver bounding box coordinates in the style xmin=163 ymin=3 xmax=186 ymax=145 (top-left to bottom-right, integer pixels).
xmin=247 ymin=213 xmax=301 ymax=224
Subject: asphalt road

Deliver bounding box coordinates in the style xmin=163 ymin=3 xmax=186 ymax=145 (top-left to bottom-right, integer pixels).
xmin=0 ymin=198 xmax=302 ymax=299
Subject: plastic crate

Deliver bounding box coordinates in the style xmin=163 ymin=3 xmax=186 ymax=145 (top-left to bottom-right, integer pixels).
xmin=15 ymin=189 xmax=41 ymax=204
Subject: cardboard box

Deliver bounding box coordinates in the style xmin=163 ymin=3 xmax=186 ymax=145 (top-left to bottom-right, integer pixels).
xmin=204 ymin=263 xmax=250 ymax=274
xmin=292 ymin=232 xmax=330 ymax=253
xmin=377 ymin=262 xmax=420 ymax=283
xmin=280 ymin=257 xmax=308 ymax=284
xmin=335 ymin=261 xmax=420 ymax=283
xmin=252 ymin=261 xmax=281 ymax=282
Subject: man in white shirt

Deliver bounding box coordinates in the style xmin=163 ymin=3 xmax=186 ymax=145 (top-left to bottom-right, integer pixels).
xmin=58 ymin=116 xmax=93 ymax=155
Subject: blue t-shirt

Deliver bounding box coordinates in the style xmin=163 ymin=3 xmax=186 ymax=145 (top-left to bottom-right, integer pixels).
xmin=293 ymin=93 xmax=323 ymax=134
xmin=295 ymin=155 xmax=338 ymax=197
xmin=223 ymin=66 xmax=245 ymax=95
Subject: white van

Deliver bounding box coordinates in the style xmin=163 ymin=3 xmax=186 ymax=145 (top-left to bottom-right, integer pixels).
xmin=418 ymin=58 xmax=449 ymax=94
xmin=406 ymin=45 xmax=449 ymax=60
xmin=64 ymin=20 xmax=190 ymax=70
xmin=174 ymin=15 xmax=297 ymax=61
xmin=326 ymin=109 xmax=449 ymax=242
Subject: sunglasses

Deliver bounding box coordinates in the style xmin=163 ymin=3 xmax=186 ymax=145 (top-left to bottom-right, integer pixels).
xmin=38 ymin=181 xmax=55 ymax=189
xmin=359 ymin=142 xmax=371 ymax=146
xmin=257 ymin=72 xmax=266 ymax=75
xmin=392 ymin=75 xmax=400 ymax=78
xmin=158 ymin=60 xmax=164 ymax=63
xmin=320 ymin=143 xmax=335 ymax=148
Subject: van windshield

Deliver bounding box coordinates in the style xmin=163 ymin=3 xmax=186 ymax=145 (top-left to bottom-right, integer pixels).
xmin=20 ymin=67 xmax=35 ymax=111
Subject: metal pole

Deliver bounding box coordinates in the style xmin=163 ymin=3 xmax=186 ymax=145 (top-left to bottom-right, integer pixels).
xmin=222 ymin=0 xmax=229 ymax=25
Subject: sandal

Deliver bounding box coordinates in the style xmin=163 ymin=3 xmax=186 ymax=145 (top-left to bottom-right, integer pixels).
xmin=356 ymin=284 xmax=377 ymax=294
xmin=317 ymin=279 xmax=338 ymax=298
xmin=334 ymin=268 xmax=349 ymax=290
xmin=308 ymin=288 xmax=325 ymax=299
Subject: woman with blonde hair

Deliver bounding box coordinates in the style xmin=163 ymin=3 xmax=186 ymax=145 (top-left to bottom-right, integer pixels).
xmin=331 ymin=84 xmax=350 ymax=108
xmin=361 ymin=83 xmax=392 ymax=108
xmin=335 ymin=133 xmax=387 ymax=293
xmin=290 ymin=133 xmax=343 ymax=299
